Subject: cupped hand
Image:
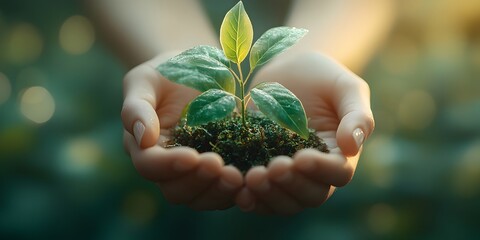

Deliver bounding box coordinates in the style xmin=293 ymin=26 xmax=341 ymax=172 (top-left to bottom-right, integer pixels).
xmin=235 ymin=52 xmax=375 ymax=214
xmin=122 ymin=53 xmax=243 ymax=210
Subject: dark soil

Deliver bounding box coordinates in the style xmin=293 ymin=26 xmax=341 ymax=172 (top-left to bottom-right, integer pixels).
xmin=166 ymin=112 xmax=329 ymax=173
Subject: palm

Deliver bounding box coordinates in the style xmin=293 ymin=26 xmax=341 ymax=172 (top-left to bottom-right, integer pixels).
xmin=154 ymin=77 xmax=198 ymax=132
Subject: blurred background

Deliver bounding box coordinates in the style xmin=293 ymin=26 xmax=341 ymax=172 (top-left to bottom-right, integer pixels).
xmin=1 ymin=0 xmax=479 ymax=239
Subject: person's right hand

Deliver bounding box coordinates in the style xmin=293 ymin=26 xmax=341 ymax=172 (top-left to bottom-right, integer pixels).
xmin=234 ymin=52 xmax=375 ymax=214
xmin=121 ymin=53 xmax=243 ymax=210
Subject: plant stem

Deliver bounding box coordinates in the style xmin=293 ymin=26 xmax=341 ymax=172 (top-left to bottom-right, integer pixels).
xmin=237 ymin=63 xmax=247 ymax=127
xmin=229 ymin=68 xmax=241 ymax=84
xmin=244 ymin=70 xmax=253 ymax=87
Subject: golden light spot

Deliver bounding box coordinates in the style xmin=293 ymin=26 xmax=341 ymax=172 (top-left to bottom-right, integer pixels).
xmin=452 ymin=141 xmax=480 ymax=198
xmin=0 ymin=72 xmax=11 ymax=105
xmin=59 ymin=15 xmax=95 ymax=55
xmin=367 ymin=203 xmax=398 ymax=235
xmin=62 ymin=138 xmax=102 ymax=175
xmin=397 ymin=90 xmax=436 ymax=130
xmin=4 ymin=22 xmax=43 ymax=64
xmin=20 ymin=86 xmax=55 ymax=124
xmin=123 ymin=190 xmax=158 ymax=225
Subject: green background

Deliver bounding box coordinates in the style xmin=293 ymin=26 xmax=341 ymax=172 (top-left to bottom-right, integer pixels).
xmin=1 ymin=0 xmax=480 ymax=239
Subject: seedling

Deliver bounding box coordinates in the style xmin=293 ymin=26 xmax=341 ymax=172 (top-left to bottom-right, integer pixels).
xmin=157 ymin=1 xmax=328 ymax=171
xmin=158 ymin=1 xmax=309 ymax=139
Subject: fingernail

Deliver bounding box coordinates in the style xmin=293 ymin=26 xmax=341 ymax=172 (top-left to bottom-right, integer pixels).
xmin=274 ymin=171 xmax=292 ymax=183
xmin=256 ymin=179 xmax=270 ymax=192
xmin=219 ymin=179 xmax=236 ymax=191
xmin=353 ymin=128 xmax=365 ymax=148
xmin=133 ymin=121 xmax=145 ymax=146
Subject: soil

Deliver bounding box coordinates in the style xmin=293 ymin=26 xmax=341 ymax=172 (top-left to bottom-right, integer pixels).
xmin=166 ymin=112 xmax=329 ymax=173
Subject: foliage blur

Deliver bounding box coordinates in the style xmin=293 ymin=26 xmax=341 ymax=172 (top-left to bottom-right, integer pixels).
xmin=1 ymin=0 xmax=479 ymax=239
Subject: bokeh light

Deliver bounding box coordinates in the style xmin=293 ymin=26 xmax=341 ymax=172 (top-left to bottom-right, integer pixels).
xmin=397 ymin=89 xmax=436 ymax=130
xmin=59 ymin=15 xmax=95 ymax=55
xmin=60 ymin=137 xmax=102 ymax=176
xmin=3 ymin=22 xmax=43 ymax=64
xmin=367 ymin=203 xmax=398 ymax=235
xmin=19 ymin=86 xmax=55 ymax=124
xmin=0 ymin=72 xmax=12 ymax=105
xmin=122 ymin=190 xmax=158 ymax=225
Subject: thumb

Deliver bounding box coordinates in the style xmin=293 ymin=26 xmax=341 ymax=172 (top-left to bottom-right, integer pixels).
xmin=121 ymin=65 xmax=161 ymax=148
xmin=334 ymin=73 xmax=375 ymax=157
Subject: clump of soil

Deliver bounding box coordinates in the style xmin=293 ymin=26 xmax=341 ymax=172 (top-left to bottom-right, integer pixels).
xmin=167 ymin=112 xmax=329 ymax=173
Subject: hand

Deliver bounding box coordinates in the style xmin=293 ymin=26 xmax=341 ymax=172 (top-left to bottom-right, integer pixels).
xmin=235 ymin=52 xmax=375 ymax=214
xmin=122 ymin=53 xmax=243 ymax=210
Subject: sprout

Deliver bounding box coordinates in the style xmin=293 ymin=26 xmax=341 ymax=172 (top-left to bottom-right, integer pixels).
xmin=157 ymin=1 xmax=309 ymax=138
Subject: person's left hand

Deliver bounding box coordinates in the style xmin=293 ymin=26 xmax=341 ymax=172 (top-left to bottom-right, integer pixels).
xmin=235 ymin=52 xmax=375 ymax=214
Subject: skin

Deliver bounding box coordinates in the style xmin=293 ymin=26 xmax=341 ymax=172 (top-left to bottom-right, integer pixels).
xmin=86 ymin=0 xmax=393 ymax=213
xmin=122 ymin=53 xmax=244 ymax=210
xmin=235 ymin=52 xmax=374 ymax=214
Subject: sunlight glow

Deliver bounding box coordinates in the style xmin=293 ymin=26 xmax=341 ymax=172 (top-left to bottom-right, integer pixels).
xmin=20 ymin=86 xmax=55 ymax=124
xmin=61 ymin=137 xmax=102 ymax=176
xmin=59 ymin=15 xmax=95 ymax=55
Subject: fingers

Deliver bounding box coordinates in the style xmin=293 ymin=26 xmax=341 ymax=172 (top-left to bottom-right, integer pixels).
xmin=158 ymin=152 xmax=223 ymax=205
xmin=126 ymin=132 xmax=199 ymax=181
xmin=127 ymin=135 xmax=245 ymax=210
xmin=235 ymin=187 xmax=256 ymax=212
xmin=334 ymin=72 xmax=375 ymax=157
xmin=245 ymin=166 xmax=303 ymax=215
xmin=122 ymin=65 xmax=161 ymax=148
xmin=293 ymin=148 xmax=357 ymax=187
xmin=187 ymin=165 xmax=243 ymax=210
xmin=268 ymin=156 xmax=332 ymax=208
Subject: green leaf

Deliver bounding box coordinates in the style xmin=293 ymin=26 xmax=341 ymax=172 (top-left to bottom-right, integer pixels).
xmin=187 ymin=89 xmax=236 ymax=126
xmin=220 ymin=1 xmax=253 ymax=64
xmin=250 ymin=27 xmax=308 ymax=70
xmin=157 ymin=45 xmax=235 ymax=94
xmin=250 ymin=82 xmax=309 ymax=139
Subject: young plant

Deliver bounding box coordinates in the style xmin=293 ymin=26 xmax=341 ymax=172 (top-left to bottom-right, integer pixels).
xmin=157 ymin=1 xmax=310 ymax=138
